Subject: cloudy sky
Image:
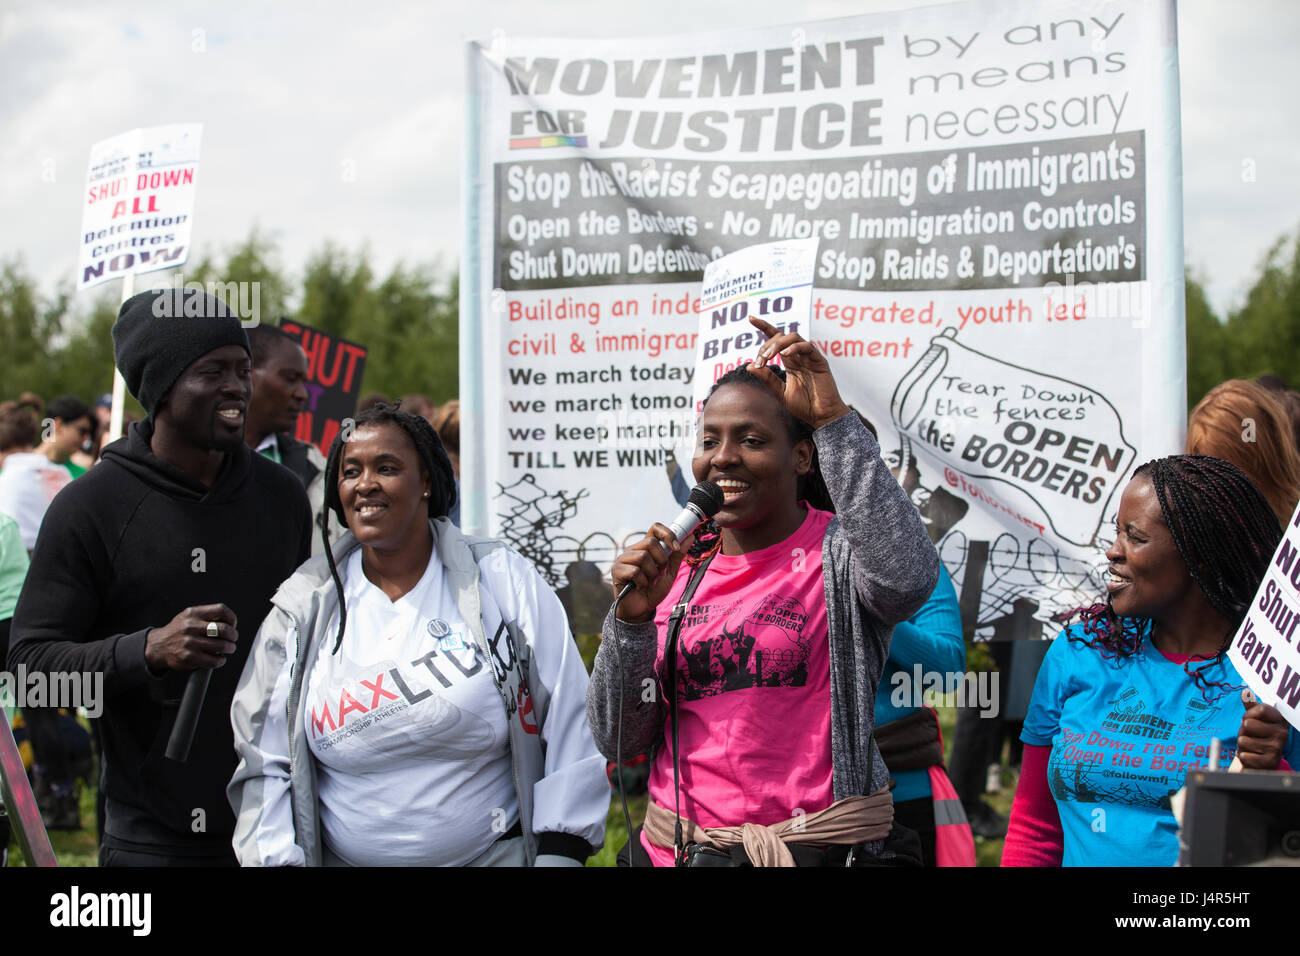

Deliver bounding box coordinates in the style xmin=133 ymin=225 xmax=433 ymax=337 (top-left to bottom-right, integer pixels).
xmin=1 ymin=0 xmax=1295 ymax=318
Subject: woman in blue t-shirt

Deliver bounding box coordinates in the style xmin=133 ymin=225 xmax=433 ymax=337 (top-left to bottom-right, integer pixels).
xmin=1003 ymin=454 xmax=1295 ymax=866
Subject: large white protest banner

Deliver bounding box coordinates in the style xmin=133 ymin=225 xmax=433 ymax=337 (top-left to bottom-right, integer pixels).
xmin=1229 ymin=506 xmax=1300 ymax=727
xmin=462 ymin=0 xmax=1182 ymax=636
xmin=78 ymin=124 xmax=202 ymax=290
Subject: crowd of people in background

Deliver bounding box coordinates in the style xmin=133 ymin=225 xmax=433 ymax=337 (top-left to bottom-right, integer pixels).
xmin=3 ymin=285 xmax=1300 ymax=868
xmin=0 ymin=308 xmax=465 ymax=855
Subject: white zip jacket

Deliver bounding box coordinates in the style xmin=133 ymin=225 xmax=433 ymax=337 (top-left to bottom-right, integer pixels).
xmin=228 ymin=518 xmax=607 ymax=866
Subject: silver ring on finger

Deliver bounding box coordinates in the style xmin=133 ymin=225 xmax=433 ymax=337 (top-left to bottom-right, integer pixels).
xmin=206 ymin=621 xmax=220 ymax=638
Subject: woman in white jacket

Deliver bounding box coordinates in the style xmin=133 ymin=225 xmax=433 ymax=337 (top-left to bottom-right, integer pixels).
xmin=228 ymin=404 xmax=607 ymax=866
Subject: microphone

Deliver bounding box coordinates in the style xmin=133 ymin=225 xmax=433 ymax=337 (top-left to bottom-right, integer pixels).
xmin=665 ymin=480 xmax=725 ymax=547
xmin=617 ymin=481 xmax=725 ymax=601
xmin=166 ymin=669 xmax=211 ymax=762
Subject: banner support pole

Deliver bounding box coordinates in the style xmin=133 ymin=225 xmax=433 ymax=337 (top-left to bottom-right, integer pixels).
xmin=460 ymin=42 xmax=487 ymax=536
xmin=108 ymin=271 xmax=135 ymax=442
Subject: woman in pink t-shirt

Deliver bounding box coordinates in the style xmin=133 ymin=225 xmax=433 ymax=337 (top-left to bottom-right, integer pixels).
xmin=587 ymin=317 xmax=941 ymax=866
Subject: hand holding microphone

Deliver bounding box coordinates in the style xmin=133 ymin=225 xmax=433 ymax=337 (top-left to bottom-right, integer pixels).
xmin=612 ymin=482 xmax=724 ymax=624
xmin=143 ymin=603 xmax=239 ymax=762
xmin=144 ymin=603 xmax=239 ymax=672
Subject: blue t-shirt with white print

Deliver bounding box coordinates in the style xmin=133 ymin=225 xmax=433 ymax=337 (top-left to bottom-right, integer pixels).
xmin=1022 ymin=622 xmax=1299 ymax=867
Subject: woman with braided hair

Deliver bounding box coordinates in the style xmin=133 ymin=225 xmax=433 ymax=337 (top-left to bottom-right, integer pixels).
xmin=1002 ymin=455 xmax=1299 ymax=866
xmin=587 ymin=317 xmax=941 ymax=866
xmin=230 ymin=403 xmax=608 ymax=865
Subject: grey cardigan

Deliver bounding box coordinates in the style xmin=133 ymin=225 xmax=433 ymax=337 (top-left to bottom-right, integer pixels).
xmin=586 ymin=411 xmax=941 ymax=802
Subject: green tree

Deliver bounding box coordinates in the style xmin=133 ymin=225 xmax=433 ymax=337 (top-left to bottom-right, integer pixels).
xmin=3 ymin=232 xmax=460 ymax=411
xmin=49 ymin=300 xmax=122 ymax=403
xmin=0 ymin=259 xmax=129 ymax=406
xmin=1224 ymin=229 xmax=1300 ymax=387
xmin=298 ymin=243 xmax=374 ymax=341
xmin=361 ymin=266 xmax=458 ymax=402
xmin=297 ymin=247 xmax=458 ymax=402
xmin=1184 ymin=268 xmax=1225 ymax=407
xmin=1 ymin=259 xmax=61 ymax=398
xmin=184 ymin=230 xmax=293 ymax=325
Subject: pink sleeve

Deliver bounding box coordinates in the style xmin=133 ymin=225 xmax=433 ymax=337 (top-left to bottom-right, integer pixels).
xmin=1000 ymin=744 xmax=1063 ymax=867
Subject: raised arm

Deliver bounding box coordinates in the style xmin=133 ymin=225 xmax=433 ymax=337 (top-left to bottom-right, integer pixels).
xmin=744 ymin=316 xmax=938 ymax=626
xmin=815 ymin=412 xmax=940 ymax=626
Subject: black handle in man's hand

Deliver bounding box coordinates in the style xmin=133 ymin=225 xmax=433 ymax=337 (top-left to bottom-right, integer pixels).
xmin=166 ymin=669 xmax=212 ymax=762
xmin=148 ymin=603 xmax=237 ymax=762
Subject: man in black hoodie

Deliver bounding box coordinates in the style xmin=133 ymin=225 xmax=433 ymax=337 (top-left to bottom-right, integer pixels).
xmin=8 ymin=289 xmax=312 ymax=866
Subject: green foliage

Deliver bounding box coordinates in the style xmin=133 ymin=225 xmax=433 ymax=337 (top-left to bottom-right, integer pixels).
xmin=187 ymin=230 xmax=294 ymax=323
xmin=0 ymin=235 xmax=456 ymax=409
xmin=0 ymin=262 xmax=54 ymax=389
xmin=0 ymin=259 xmax=127 ymax=405
xmin=298 ymin=247 xmax=459 ymax=403
xmin=1225 ymin=233 xmax=1300 ymax=387
xmin=1186 ymin=227 xmax=1300 ymax=408
xmin=1184 ymin=269 xmax=1225 ymax=408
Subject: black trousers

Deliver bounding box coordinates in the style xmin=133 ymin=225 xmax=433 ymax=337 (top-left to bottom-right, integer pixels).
xmin=948 ymin=703 xmax=1003 ymax=806
xmin=948 ymin=642 xmax=1013 ymax=807
xmin=22 ymin=707 xmax=74 ymax=787
xmin=100 ymin=835 xmax=238 ymax=868
xmin=893 ymin=795 xmax=940 ymax=867
xmin=5 ymin=617 xmax=77 ymax=789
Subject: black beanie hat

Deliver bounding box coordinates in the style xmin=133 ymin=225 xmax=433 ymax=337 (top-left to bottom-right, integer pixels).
xmin=112 ymin=288 xmax=251 ymax=418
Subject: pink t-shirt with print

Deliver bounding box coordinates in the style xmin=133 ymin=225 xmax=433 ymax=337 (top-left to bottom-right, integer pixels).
xmin=642 ymin=506 xmax=834 ymax=866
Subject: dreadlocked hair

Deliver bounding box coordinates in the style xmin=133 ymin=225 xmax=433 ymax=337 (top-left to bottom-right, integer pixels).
xmin=320 ymin=402 xmax=458 ymax=653
xmin=1062 ymin=454 xmax=1282 ymax=700
xmin=683 ymin=365 xmax=835 ymax=566
xmin=684 ymin=521 xmax=724 ymax=567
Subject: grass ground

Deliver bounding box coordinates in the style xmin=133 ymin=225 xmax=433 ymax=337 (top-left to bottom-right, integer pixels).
xmin=3 ymin=702 xmax=99 ymax=867
xmin=5 ymin=770 xmax=99 ymax=867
